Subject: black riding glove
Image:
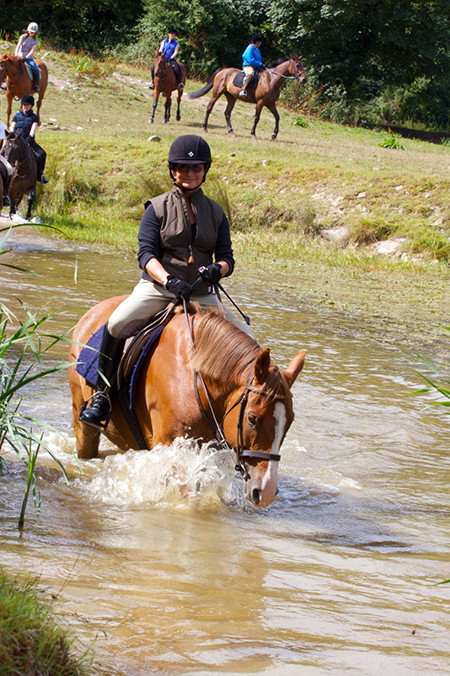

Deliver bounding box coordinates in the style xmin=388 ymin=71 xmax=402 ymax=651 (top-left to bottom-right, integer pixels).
xmin=198 ymin=263 xmax=222 ymax=285
xmin=164 ymin=275 xmax=192 ymax=301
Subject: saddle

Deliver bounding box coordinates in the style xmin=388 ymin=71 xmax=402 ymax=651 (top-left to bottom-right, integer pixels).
xmin=24 ymin=61 xmax=41 ymax=83
xmin=232 ymin=68 xmax=262 ymax=91
xmin=76 ymin=303 xmax=176 ymax=449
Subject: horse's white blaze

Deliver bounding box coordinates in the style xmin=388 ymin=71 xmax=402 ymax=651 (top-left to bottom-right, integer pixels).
xmin=260 ymin=402 xmax=286 ymax=506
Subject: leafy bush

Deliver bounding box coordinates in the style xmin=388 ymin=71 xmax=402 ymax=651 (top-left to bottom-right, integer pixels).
xmin=378 ymin=136 xmax=406 ymax=150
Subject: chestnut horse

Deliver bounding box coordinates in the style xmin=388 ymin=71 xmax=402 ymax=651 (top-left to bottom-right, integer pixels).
xmin=189 ymin=56 xmax=307 ymax=140
xmin=149 ymin=51 xmax=186 ymax=124
xmin=0 ymin=54 xmax=48 ymax=127
xmin=69 ymin=299 xmax=306 ymax=508
xmin=3 ymin=131 xmax=38 ymax=219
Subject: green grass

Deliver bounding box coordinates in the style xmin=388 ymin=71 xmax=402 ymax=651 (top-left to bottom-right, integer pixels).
xmin=3 ymin=43 xmax=450 ymax=346
xmin=0 ymin=571 xmax=102 ymax=675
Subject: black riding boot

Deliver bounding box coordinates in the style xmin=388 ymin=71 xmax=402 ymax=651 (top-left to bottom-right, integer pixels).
xmin=78 ymin=327 xmax=126 ymax=429
xmin=149 ymin=66 xmax=155 ymax=89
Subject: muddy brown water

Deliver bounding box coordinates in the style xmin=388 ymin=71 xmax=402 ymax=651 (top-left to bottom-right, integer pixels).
xmin=1 ymin=227 xmax=450 ymax=675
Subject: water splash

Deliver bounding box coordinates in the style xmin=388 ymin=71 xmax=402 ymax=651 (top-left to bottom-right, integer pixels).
xmin=75 ymin=438 xmax=238 ymax=510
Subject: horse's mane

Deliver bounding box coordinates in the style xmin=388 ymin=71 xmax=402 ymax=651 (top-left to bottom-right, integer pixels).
xmin=190 ymin=307 xmax=286 ymax=395
xmin=267 ymin=58 xmax=288 ymax=68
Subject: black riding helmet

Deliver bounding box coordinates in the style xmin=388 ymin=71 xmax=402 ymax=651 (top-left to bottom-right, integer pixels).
xmin=21 ymin=93 xmax=35 ymax=106
xmin=168 ymin=135 xmax=212 ymax=189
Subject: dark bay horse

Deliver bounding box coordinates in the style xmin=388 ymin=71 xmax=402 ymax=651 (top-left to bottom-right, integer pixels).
xmin=189 ymin=56 xmax=307 ymax=140
xmin=149 ymin=51 xmax=186 ymax=124
xmin=69 ymin=300 xmax=306 ymax=508
xmin=0 ymin=55 xmax=48 ymax=127
xmin=3 ymin=131 xmax=38 ymax=219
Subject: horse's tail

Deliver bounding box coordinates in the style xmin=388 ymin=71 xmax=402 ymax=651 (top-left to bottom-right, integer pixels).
xmin=188 ymin=69 xmax=222 ymax=99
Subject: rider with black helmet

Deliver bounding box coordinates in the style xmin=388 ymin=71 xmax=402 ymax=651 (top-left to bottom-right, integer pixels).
xmin=9 ymin=94 xmax=48 ymax=183
xmin=79 ymin=134 xmax=251 ymax=430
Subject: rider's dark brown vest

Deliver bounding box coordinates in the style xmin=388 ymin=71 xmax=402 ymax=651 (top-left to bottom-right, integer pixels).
xmin=151 ymin=187 xmax=224 ymax=294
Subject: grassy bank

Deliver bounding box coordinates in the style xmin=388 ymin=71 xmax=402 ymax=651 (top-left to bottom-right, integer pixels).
xmin=0 ymin=570 xmax=114 ymax=675
xmin=2 ymin=45 xmax=450 ymax=348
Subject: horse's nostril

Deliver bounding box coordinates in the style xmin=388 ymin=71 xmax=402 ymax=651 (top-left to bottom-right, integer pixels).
xmin=252 ymin=488 xmax=260 ymax=505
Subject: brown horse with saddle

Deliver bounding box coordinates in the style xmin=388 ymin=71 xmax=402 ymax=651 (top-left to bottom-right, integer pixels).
xmin=149 ymin=51 xmax=186 ymax=124
xmin=69 ymin=296 xmax=306 ymax=508
xmin=0 ymin=55 xmax=48 ymax=127
xmin=189 ymin=56 xmax=307 ymax=140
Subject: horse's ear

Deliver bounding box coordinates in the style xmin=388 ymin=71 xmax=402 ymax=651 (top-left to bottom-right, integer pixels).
xmin=283 ymin=350 xmax=306 ymax=389
xmin=155 ymin=49 xmax=159 ymax=55
xmin=254 ymin=348 xmax=271 ymax=384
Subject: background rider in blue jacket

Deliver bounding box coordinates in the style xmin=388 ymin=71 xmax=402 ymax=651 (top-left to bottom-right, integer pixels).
xmin=240 ymin=35 xmax=263 ymax=98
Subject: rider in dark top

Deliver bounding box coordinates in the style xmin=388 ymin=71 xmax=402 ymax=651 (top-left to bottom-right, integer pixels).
xmin=10 ymin=94 xmax=48 ymax=183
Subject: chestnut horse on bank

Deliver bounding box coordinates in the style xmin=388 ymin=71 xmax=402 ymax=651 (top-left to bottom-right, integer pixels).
xmin=149 ymin=51 xmax=186 ymax=124
xmin=189 ymin=56 xmax=307 ymax=140
xmin=0 ymin=55 xmax=48 ymax=127
xmin=69 ymin=299 xmax=306 ymax=508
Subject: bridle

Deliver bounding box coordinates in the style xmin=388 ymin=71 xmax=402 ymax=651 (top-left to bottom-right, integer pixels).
xmin=184 ymin=302 xmax=290 ymax=480
xmin=155 ymin=56 xmax=168 ymax=80
xmin=4 ymin=139 xmax=32 ymax=179
xmin=267 ymin=58 xmax=306 ymax=87
xmin=0 ymin=58 xmax=22 ymax=98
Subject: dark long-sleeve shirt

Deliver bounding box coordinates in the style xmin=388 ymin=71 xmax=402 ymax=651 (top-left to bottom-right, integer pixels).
xmin=137 ymin=203 xmax=235 ymax=282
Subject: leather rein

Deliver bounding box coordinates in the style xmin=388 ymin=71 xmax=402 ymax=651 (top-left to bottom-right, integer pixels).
xmin=183 ymin=297 xmax=289 ymax=480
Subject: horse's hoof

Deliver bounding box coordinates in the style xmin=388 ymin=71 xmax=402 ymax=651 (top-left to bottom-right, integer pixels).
xmin=148 ymin=119 xmax=154 ymax=124
xmin=176 ymin=115 xmax=181 ymax=121
xmin=271 ymin=135 xmax=277 ymax=141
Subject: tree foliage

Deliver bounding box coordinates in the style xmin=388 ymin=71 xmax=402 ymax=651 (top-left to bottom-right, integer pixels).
xmin=4 ymin=0 xmax=450 ymax=128
xmin=2 ymin=0 xmax=144 ymax=53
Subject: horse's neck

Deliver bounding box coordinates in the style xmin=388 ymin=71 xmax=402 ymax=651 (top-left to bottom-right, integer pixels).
xmin=7 ymin=58 xmax=20 ymax=80
xmin=273 ymin=60 xmax=291 ymax=77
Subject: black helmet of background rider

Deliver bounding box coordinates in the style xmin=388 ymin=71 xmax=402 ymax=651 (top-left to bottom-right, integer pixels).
xmin=21 ymin=93 xmax=35 ymax=107
xmin=168 ymin=135 xmax=212 ymax=190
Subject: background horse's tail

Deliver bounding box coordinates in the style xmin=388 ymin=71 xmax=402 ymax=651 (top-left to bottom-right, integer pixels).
xmin=188 ymin=69 xmax=222 ymax=99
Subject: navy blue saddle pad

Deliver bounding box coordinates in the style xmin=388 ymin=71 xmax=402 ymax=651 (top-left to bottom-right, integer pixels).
xmin=75 ymin=324 xmax=164 ymax=409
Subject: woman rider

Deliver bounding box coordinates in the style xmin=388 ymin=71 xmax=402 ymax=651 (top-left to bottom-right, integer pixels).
xmin=15 ymin=22 xmax=40 ymax=93
xmin=79 ymin=134 xmax=252 ymax=429
xmin=9 ymin=93 xmax=48 ymax=183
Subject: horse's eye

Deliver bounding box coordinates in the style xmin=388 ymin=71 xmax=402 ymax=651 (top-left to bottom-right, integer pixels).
xmin=247 ymin=413 xmax=258 ymax=428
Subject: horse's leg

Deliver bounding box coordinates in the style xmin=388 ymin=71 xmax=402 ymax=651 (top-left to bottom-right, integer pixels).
xmin=250 ymin=101 xmax=265 ymax=139
xmin=203 ymin=77 xmax=227 ymax=132
xmin=224 ymin=92 xmax=237 ymax=135
xmin=176 ymin=88 xmax=182 ymax=121
xmin=25 ymin=187 xmax=35 ymax=221
xmin=149 ymin=92 xmax=159 ymax=123
xmin=70 ymin=381 xmax=101 ymax=459
xmin=6 ymin=92 xmax=12 ymax=128
xmin=268 ymin=103 xmax=280 ymax=141
xmin=164 ymin=94 xmax=171 ymax=123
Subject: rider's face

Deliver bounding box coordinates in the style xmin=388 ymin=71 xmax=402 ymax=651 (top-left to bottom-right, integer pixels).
xmin=168 ymin=32 xmax=176 ymax=41
xmin=21 ymin=103 xmax=32 ymax=113
xmin=173 ymin=164 xmax=205 ymax=192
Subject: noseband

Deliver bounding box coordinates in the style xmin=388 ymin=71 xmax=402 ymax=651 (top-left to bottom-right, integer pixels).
xmin=223 ymin=378 xmax=289 ymax=479
xmin=193 ymin=368 xmax=290 ymax=480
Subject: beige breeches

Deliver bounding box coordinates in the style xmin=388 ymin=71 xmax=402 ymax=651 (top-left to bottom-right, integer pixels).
xmin=242 ymin=66 xmax=255 ymax=89
xmin=107 ymin=278 xmax=254 ymax=339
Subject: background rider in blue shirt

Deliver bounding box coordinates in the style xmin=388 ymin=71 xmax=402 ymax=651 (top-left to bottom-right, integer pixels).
xmin=149 ymin=28 xmax=182 ymax=90
xmin=240 ymin=35 xmax=263 ymax=98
